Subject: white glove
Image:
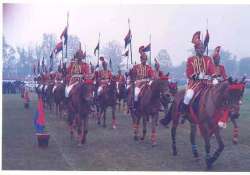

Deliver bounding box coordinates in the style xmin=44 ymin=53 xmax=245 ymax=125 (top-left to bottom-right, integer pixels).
xmin=198 ymin=72 xmax=205 ymax=79
xmin=212 ymin=78 xmax=219 ymax=85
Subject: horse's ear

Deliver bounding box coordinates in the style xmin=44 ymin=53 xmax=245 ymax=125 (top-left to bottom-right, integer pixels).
xmin=228 ymin=76 xmax=233 ymax=84
xmin=234 ymin=79 xmax=238 ymax=83
xmin=241 ymin=75 xmax=246 ymax=83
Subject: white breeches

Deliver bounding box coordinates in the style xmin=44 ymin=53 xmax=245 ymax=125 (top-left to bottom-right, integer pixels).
xmin=183 ymin=89 xmax=194 ymax=105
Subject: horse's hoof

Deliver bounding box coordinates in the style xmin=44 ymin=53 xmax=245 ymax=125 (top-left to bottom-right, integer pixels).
xmin=140 ymin=137 xmax=145 ymax=141
xmin=152 ymin=142 xmax=157 ymax=147
xmin=81 ymin=138 xmax=86 ymax=144
xmin=193 ymin=151 xmax=199 ymax=158
xmin=134 ymin=136 xmax=139 ymax=141
xmin=103 ymin=125 xmax=106 ymax=128
xmin=97 ymin=121 xmax=101 ymax=125
xmin=77 ymin=143 xmax=83 ymax=147
xmin=233 ymin=138 xmax=238 ymax=145
xmin=206 ymin=158 xmax=213 ymax=170
xmin=173 ymin=151 xmax=178 ymax=156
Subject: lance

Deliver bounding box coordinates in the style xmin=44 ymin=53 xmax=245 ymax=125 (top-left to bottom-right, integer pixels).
xmin=65 ymin=11 xmax=69 ymax=60
xmin=128 ymin=18 xmax=133 ymax=65
xmin=97 ymin=32 xmax=101 ymax=67
xmin=149 ymin=33 xmax=152 ymax=65
xmin=206 ymin=18 xmax=209 ymax=56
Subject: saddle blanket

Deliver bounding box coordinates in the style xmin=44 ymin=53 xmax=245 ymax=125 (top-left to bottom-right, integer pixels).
xmin=65 ymin=82 xmax=78 ymax=98
xmin=52 ymin=85 xmax=57 ymax=93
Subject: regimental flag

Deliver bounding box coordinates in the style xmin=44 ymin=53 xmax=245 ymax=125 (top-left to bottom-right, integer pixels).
xmin=33 ymin=64 xmax=36 ymax=75
xmin=203 ymin=29 xmax=209 ymax=49
xmin=143 ymin=43 xmax=151 ymax=52
xmin=37 ymin=59 xmax=40 ymax=74
xmin=33 ymin=97 xmax=46 ymax=133
xmin=83 ymin=51 xmax=86 ymax=59
xmin=94 ymin=42 xmax=99 ymax=56
xmin=42 ymin=57 xmax=45 ymax=72
xmin=109 ymin=58 xmax=112 ymax=71
xmin=60 ymin=26 xmax=68 ymax=45
xmin=122 ymin=50 xmax=129 ymax=57
xmin=124 ymin=29 xmax=131 ymax=48
xmin=54 ymin=41 xmax=63 ymax=54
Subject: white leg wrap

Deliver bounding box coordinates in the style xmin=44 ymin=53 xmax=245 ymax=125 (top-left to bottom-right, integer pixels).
xmin=134 ymin=87 xmax=140 ymax=101
xmin=184 ymin=89 xmax=194 ymax=105
xmin=97 ymin=86 xmax=103 ymax=96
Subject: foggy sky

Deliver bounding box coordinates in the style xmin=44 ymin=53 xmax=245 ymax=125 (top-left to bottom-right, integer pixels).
xmin=3 ymin=3 xmax=250 ymax=66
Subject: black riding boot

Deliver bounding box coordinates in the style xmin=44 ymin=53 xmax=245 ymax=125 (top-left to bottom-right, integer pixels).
xmin=180 ymin=102 xmax=189 ymax=124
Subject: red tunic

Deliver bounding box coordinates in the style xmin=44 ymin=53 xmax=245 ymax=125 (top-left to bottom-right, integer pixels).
xmin=132 ymin=64 xmax=154 ymax=80
xmin=154 ymin=70 xmax=164 ymax=79
xmin=214 ymin=64 xmax=227 ymax=80
xmin=67 ymin=61 xmax=90 ymax=84
xmin=116 ymin=74 xmax=125 ymax=83
xmin=186 ymin=56 xmax=215 ymax=91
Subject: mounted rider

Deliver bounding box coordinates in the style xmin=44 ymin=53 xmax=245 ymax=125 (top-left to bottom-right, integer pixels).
xmin=213 ymin=46 xmax=227 ymax=81
xmin=180 ymin=31 xmax=217 ymax=114
xmin=212 ymin=46 xmax=230 ymax=128
xmin=153 ymin=58 xmax=164 ymax=79
xmin=128 ymin=46 xmax=154 ymax=107
xmin=65 ymin=44 xmax=89 ymax=97
xmin=96 ymin=56 xmax=113 ymax=96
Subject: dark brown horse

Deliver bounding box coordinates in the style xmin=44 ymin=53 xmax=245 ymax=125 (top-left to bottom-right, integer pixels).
xmin=128 ymin=77 xmax=170 ymax=146
xmin=44 ymin=83 xmax=54 ymax=111
xmin=96 ymin=76 xmax=118 ymax=129
xmin=53 ymin=82 xmax=66 ymax=119
xmin=67 ymin=80 xmax=94 ymax=146
xmin=163 ymin=77 xmax=246 ymax=169
xmin=117 ymin=80 xmax=127 ymax=113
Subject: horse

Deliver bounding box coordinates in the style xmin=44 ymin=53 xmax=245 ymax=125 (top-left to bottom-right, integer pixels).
xmin=163 ymin=77 xmax=246 ymax=169
xmin=44 ymin=83 xmax=54 ymax=111
xmin=96 ymin=76 xmax=118 ymax=129
xmin=117 ymin=80 xmax=127 ymax=113
xmin=53 ymin=81 xmax=66 ymax=119
xmin=67 ymin=79 xmax=95 ymax=146
xmin=127 ymin=76 xmax=170 ymax=146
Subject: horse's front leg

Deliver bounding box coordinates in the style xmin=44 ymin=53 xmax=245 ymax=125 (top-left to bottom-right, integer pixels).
xmin=190 ymin=123 xmax=199 ymax=158
xmin=141 ymin=115 xmax=147 ymax=141
xmin=112 ymin=105 xmax=117 ymax=129
xmin=231 ymin=118 xmax=239 ymax=144
xmin=151 ymin=113 xmax=158 ymax=146
xmin=203 ymin=128 xmax=212 ymax=170
xmin=207 ymin=127 xmax=225 ymax=169
xmin=102 ymin=108 xmax=106 ymax=128
xmin=133 ymin=114 xmax=140 ymax=141
xmin=81 ymin=115 xmax=89 ymax=144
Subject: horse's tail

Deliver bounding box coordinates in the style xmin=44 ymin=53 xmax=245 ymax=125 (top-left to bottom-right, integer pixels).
xmin=160 ymin=103 xmax=174 ymax=126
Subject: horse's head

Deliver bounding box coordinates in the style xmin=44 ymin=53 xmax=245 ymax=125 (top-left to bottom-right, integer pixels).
xmin=82 ymin=79 xmax=95 ymax=103
xmin=151 ymin=76 xmax=170 ymax=97
xmin=221 ymin=76 xmax=246 ymax=116
xmin=168 ymin=81 xmax=178 ymax=95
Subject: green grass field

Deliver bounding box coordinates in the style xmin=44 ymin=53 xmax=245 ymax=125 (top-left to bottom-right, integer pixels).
xmin=2 ymin=89 xmax=250 ymax=171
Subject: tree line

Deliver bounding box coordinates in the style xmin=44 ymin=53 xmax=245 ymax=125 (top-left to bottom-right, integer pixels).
xmin=3 ymin=34 xmax=250 ymax=80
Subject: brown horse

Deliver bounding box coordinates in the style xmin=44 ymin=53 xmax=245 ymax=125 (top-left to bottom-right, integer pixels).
xmin=163 ymin=77 xmax=246 ymax=169
xmin=117 ymin=80 xmax=127 ymax=112
xmin=128 ymin=77 xmax=170 ymax=146
xmin=53 ymin=82 xmax=66 ymax=119
xmin=67 ymin=80 xmax=94 ymax=146
xmin=96 ymin=76 xmax=118 ymax=129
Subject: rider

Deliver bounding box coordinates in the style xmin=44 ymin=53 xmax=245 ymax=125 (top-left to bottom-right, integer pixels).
xmin=65 ymin=45 xmax=89 ymax=97
xmin=96 ymin=56 xmax=112 ymax=96
xmin=180 ymin=31 xmax=218 ymax=114
xmin=153 ymin=58 xmax=164 ymax=79
xmin=129 ymin=46 xmax=154 ymax=107
xmin=213 ymin=46 xmax=227 ymax=81
xmin=212 ymin=46 xmax=229 ymax=128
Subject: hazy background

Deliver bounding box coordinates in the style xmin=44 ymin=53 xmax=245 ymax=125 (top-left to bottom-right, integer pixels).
xmin=2 ymin=3 xmax=250 ymax=80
